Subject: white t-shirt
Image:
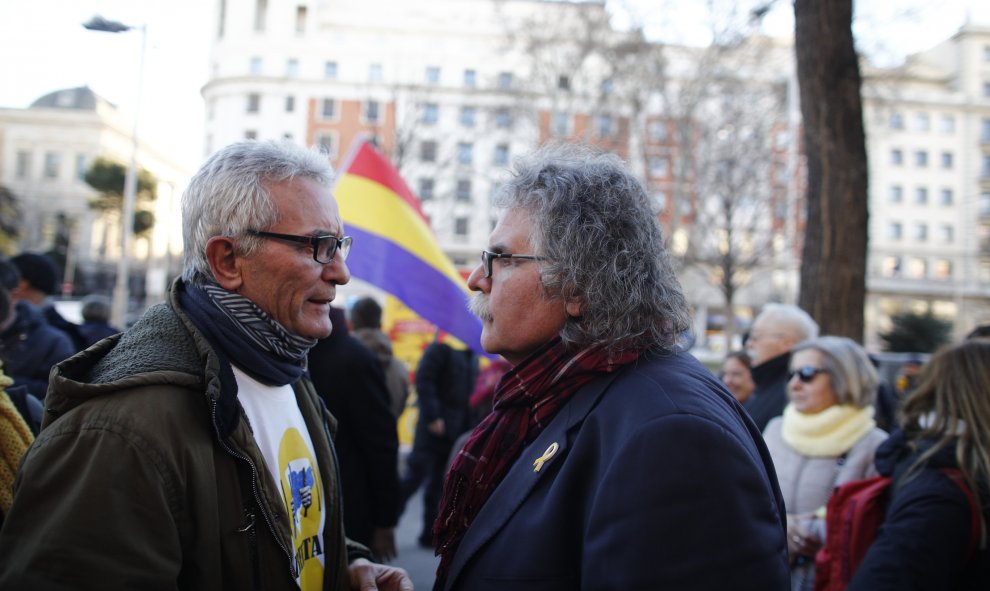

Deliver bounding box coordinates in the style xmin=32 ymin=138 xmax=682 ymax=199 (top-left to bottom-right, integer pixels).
xmin=234 ymin=366 xmax=327 ymax=591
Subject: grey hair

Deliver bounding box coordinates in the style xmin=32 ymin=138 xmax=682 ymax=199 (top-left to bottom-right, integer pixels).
xmin=181 ymin=140 xmax=335 ymax=283
xmin=792 ymin=336 xmax=878 ymax=408
xmin=756 ymin=303 xmax=820 ymax=342
xmin=494 ymin=142 xmax=691 ymax=354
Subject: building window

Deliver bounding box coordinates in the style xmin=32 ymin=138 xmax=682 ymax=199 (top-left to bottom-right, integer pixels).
xmin=558 ymin=75 xmax=570 ymax=91
xmin=597 ymin=114 xmax=614 ymax=138
xmin=497 ymin=72 xmax=513 ymax=90
xmin=457 ymin=142 xmax=473 ymax=165
xmin=454 ymin=217 xmax=469 ymax=236
xmin=914 ymin=113 xmax=930 ymax=132
xmin=915 ymin=150 xmax=928 ymax=167
xmin=552 ymin=112 xmax=570 ymax=136
xmin=250 ymin=57 xmax=263 ymax=75
xmin=941 ymin=151 xmax=953 ymax=169
xmin=463 ymin=69 xmax=476 ymax=88
xmin=426 ymin=66 xmax=440 ymax=85
xmin=890 ymin=149 xmax=903 ymax=166
xmin=981 ymin=192 xmax=990 ymax=216
xmin=494 ymin=144 xmax=509 ymax=166
xmin=75 ymin=154 xmax=87 ymax=180
xmin=455 ymin=180 xmax=472 ymax=202
xmin=15 ymin=150 xmax=30 ymax=179
xmin=906 ymin=257 xmax=927 ymax=279
xmin=940 ymin=115 xmax=955 ymax=133
xmin=882 ymin=256 xmax=901 ymax=278
xmin=649 ymin=156 xmax=670 ymax=177
xmin=983 ymin=155 xmax=990 ymax=178
xmin=247 ymin=93 xmax=260 ymax=113
xmin=889 ymin=112 xmax=903 ymax=130
xmin=420 ymin=141 xmax=437 ymax=162
xmin=934 ymin=259 xmax=953 ymax=280
xmin=649 ymin=121 xmax=668 ymax=142
xmin=941 ymin=224 xmax=954 ymax=243
xmin=601 ymin=78 xmax=614 ymax=95
xmin=364 ymin=100 xmax=380 ymax=123
xmin=495 ymin=108 xmax=512 ymax=129
xmin=914 ymin=223 xmax=928 ymax=242
xmin=254 ymin=0 xmax=267 ymax=31
xmin=888 ymin=222 xmax=902 ymax=240
xmin=285 ymin=95 xmax=295 ymax=112
xmin=982 ymin=118 xmax=990 ymax=143
xmin=418 ymin=178 xmax=434 ymax=201
xmin=321 ymin=98 xmax=336 ymax=119
xmin=985 ymin=81 xmax=990 ymax=98
xmin=889 ymin=185 xmax=903 ymax=203
xmin=285 ymin=59 xmax=298 ymax=78
xmin=915 ymin=187 xmax=928 ymax=205
xmin=316 ymin=133 xmax=336 ymax=157
xmin=369 ymin=63 xmax=383 ymax=83
xmin=985 ymin=45 xmax=990 ymax=61
xmin=940 ymin=188 xmax=953 ymax=206
xmin=324 ymin=61 xmax=338 ymax=79
xmin=295 ymin=5 xmax=307 ymax=33
xmin=422 ymin=103 xmax=438 ymax=125
xmin=244 ymin=130 xmax=257 ymax=139
xmin=459 ymin=106 xmax=476 ymax=127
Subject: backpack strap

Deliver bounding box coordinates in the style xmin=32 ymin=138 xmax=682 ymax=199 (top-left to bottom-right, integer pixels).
xmin=939 ymin=467 xmax=985 ymax=563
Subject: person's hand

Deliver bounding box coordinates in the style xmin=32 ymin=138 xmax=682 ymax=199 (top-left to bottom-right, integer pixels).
xmin=427 ymin=418 xmax=446 ymax=437
xmin=370 ymin=526 xmax=397 ymax=562
xmin=348 ymin=557 xmax=413 ymax=590
xmin=786 ymin=513 xmax=822 ymax=560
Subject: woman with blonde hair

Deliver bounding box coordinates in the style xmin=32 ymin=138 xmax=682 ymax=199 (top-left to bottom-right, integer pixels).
xmin=762 ymin=336 xmax=889 ymax=590
xmin=848 ymin=339 xmax=990 ymax=589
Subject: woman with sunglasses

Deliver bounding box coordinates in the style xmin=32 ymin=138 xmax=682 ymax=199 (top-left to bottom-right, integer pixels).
xmin=848 ymin=339 xmax=990 ymax=590
xmin=763 ymin=335 xmax=889 ymax=591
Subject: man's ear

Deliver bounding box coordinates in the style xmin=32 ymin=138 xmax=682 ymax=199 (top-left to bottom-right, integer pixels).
xmin=205 ymin=236 xmax=243 ymax=291
xmin=565 ymin=298 xmax=583 ymax=318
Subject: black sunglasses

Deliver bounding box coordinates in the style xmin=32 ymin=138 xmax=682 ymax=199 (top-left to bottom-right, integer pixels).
xmin=788 ymin=366 xmax=827 ymax=383
xmin=247 ymin=230 xmax=352 ymax=264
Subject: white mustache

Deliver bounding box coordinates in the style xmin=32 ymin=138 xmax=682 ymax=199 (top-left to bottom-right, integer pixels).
xmin=468 ymin=294 xmax=492 ymax=322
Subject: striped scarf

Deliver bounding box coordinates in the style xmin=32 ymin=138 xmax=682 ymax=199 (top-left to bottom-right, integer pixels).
xmin=180 ymin=278 xmax=316 ymax=386
xmin=433 ymin=336 xmax=637 ymax=587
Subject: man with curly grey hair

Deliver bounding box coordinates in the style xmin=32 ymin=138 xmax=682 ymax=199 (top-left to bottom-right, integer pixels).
xmin=0 ymin=140 xmax=411 ymax=591
xmin=432 ymin=143 xmax=789 ymax=590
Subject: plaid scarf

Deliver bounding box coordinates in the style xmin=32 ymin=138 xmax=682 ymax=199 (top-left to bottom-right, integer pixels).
xmin=433 ymin=336 xmax=638 ymax=587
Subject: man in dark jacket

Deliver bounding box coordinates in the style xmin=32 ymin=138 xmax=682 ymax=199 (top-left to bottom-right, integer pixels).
xmin=308 ymin=306 xmax=400 ymax=562
xmin=400 ymin=339 xmax=478 ymax=548
xmin=0 ymin=140 xmax=411 ymax=591
xmin=432 ymin=144 xmax=789 ymax=590
xmin=10 ymin=252 xmax=86 ymax=351
xmin=0 ymin=257 xmax=75 ymax=399
xmin=743 ymin=303 xmax=819 ymax=432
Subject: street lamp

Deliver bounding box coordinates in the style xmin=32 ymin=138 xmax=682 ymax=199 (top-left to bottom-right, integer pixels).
xmin=83 ymin=14 xmax=147 ymax=328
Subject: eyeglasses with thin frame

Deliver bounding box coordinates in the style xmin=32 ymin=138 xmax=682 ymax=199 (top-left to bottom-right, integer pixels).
xmin=247 ymin=230 xmax=352 ymax=263
xmin=787 ymin=366 xmax=827 ymax=383
xmin=480 ymin=250 xmax=546 ymax=278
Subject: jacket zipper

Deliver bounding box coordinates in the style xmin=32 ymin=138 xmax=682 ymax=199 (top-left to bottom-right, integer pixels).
xmin=211 ymin=396 xmax=299 ymax=582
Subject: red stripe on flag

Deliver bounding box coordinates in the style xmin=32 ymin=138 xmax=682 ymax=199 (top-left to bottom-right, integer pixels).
xmin=344 ymin=142 xmax=428 ymax=222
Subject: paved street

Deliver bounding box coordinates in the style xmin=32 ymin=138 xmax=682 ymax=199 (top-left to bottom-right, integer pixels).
xmin=391 ymin=489 xmax=439 ymax=590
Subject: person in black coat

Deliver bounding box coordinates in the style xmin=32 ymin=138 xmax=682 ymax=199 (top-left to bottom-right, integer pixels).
xmin=849 ymin=339 xmax=990 ymax=590
xmin=307 ymin=306 xmax=400 ymax=562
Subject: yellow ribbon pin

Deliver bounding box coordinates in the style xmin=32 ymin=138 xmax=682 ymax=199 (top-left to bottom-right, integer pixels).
xmin=533 ymin=442 xmax=559 ymax=472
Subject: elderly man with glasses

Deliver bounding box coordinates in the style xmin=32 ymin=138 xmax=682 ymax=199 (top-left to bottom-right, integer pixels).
xmin=431 ymin=143 xmax=789 ymax=591
xmin=0 ymin=140 xmax=411 ymax=591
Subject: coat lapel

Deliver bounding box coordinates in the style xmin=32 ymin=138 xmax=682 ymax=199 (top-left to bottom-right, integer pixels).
xmin=443 ymin=371 xmax=621 ymax=589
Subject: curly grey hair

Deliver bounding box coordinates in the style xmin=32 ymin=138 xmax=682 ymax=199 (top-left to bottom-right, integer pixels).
xmin=180 ymin=140 xmax=334 ymax=283
xmin=494 ymin=142 xmax=691 ymax=354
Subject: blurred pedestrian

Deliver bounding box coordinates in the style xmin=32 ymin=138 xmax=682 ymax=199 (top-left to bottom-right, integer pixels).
xmin=349 ymin=296 xmax=410 ymax=419
xmin=721 ymin=350 xmax=757 ymax=404
xmin=762 ymin=336 xmax=888 ymax=590
xmin=77 ymin=294 xmax=120 ymax=348
xmin=849 ymin=339 xmax=990 ymax=590
xmin=10 ymin=252 xmax=86 ymax=351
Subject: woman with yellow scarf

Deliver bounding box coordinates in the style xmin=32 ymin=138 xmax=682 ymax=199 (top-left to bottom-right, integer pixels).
xmin=763 ymin=335 xmax=889 ymax=591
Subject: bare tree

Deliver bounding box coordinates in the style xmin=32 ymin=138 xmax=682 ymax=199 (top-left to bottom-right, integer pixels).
xmin=794 ymin=0 xmax=869 ymax=340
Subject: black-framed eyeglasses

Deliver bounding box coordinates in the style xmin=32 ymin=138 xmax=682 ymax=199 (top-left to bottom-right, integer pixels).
xmin=788 ymin=366 xmax=827 ymax=383
xmin=247 ymin=230 xmax=352 ymax=263
xmin=480 ymin=250 xmax=546 ymax=278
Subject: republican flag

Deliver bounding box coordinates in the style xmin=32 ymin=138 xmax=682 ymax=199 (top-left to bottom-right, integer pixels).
xmin=333 ymin=138 xmax=484 ymax=353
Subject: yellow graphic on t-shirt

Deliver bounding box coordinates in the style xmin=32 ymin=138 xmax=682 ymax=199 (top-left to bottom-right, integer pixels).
xmin=279 ymin=428 xmax=325 ymax=591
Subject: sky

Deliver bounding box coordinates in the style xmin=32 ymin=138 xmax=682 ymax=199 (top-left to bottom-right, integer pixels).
xmin=0 ymin=0 xmax=987 ymax=171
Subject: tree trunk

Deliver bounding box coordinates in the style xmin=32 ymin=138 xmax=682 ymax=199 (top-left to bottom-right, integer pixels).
xmin=793 ymin=0 xmax=869 ymax=342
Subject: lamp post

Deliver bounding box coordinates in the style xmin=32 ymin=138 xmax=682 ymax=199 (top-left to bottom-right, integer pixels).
xmin=83 ymin=15 xmax=147 ymax=328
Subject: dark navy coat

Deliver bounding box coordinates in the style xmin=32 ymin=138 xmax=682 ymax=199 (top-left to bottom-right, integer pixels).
xmin=0 ymin=301 xmax=75 ymax=399
xmin=441 ymin=351 xmax=790 ymax=591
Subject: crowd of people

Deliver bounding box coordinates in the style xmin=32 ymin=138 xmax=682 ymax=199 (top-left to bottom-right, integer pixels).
xmin=0 ymin=137 xmax=986 ymax=590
